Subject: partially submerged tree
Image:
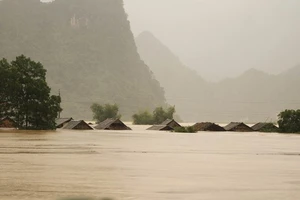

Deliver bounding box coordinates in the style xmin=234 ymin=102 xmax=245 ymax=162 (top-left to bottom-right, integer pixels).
xmin=0 ymin=55 xmax=62 ymax=130
xmin=91 ymin=103 xmax=121 ymax=123
xmin=278 ymin=109 xmax=300 ymax=133
xmin=173 ymin=126 xmax=196 ymax=133
xmin=153 ymin=106 xmax=175 ymax=124
xmin=132 ymin=110 xmax=153 ymax=125
xmin=132 ymin=106 xmax=176 ymax=125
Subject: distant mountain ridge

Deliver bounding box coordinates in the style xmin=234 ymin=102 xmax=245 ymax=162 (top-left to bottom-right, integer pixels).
xmin=136 ymin=31 xmax=300 ymax=122
xmin=136 ymin=31 xmax=212 ymax=121
xmin=0 ymin=0 xmax=166 ymax=119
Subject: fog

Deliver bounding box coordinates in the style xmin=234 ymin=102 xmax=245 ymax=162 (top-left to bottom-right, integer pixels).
xmin=1 ymin=2 xmax=300 ymax=199
xmin=39 ymin=0 xmax=300 ymax=80
xmin=124 ymin=0 xmax=300 ymax=81
xmin=3 ymin=0 xmax=300 ymax=121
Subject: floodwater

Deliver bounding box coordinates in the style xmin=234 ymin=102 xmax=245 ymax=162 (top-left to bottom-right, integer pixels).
xmin=0 ymin=126 xmax=300 ymax=200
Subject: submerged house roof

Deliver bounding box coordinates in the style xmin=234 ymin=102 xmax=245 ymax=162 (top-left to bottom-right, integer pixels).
xmin=224 ymin=122 xmax=253 ymax=132
xmin=0 ymin=116 xmax=16 ymax=128
xmin=94 ymin=118 xmax=131 ymax=130
xmin=147 ymin=125 xmax=174 ymax=131
xmin=63 ymin=120 xmax=93 ymax=130
xmin=252 ymin=123 xmax=279 ymax=132
xmin=55 ymin=117 xmax=73 ymax=128
xmin=161 ymin=119 xmax=181 ymax=129
xmin=193 ymin=122 xmax=225 ymax=132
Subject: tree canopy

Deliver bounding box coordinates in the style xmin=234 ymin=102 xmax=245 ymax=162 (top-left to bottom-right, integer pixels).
xmin=91 ymin=103 xmax=121 ymax=123
xmin=0 ymin=55 xmax=62 ymax=130
xmin=153 ymin=106 xmax=175 ymax=124
xmin=132 ymin=110 xmax=154 ymax=125
xmin=278 ymin=109 xmax=300 ymax=133
xmin=132 ymin=106 xmax=176 ymax=125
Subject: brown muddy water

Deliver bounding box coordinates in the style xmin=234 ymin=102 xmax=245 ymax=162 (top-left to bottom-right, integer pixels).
xmin=0 ymin=126 xmax=300 ymax=200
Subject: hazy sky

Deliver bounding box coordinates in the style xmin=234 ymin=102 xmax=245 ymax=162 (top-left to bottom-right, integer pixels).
xmin=40 ymin=0 xmax=300 ymax=80
xmin=124 ymin=0 xmax=300 ymax=80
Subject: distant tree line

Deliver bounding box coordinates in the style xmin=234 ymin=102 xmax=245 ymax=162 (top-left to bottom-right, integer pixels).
xmin=132 ymin=106 xmax=176 ymax=125
xmin=0 ymin=55 xmax=62 ymax=130
xmin=89 ymin=103 xmax=300 ymax=134
xmin=90 ymin=103 xmax=176 ymax=125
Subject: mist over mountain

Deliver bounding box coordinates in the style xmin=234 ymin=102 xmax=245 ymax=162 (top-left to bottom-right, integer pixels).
xmin=0 ymin=0 xmax=166 ymax=119
xmin=136 ymin=31 xmax=300 ymax=122
xmin=1 ymin=0 xmax=298 ymax=122
xmin=136 ymin=31 xmax=212 ymax=121
xmin=125 ymin=0 xmax=300 ymax=81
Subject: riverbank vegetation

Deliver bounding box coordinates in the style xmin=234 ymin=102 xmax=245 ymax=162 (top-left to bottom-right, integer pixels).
xmin=0 ymin=55 xmax=62 ymax=130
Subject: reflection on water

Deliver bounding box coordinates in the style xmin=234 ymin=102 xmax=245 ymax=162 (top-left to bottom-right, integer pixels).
xmin=0 ymin=127 xmax=300 ymax=200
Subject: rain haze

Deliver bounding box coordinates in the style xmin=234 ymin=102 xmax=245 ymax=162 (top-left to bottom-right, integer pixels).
xmin=124 ymin=0 xmax=300 ymax=80
xmin=1 ymin=0 xmax=300 ymax=121
xmin=1 ymin=0 xmax=299 ymax=120
xmin=39 ymin=0 xmax=300 ymax=80
xmin=1 ymin=1 xmax=300 ymax=200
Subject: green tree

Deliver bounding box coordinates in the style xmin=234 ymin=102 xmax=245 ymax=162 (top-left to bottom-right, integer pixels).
xmin=0 ymin=55 xmax=62 ymax=130
xmin=132 ymin=106 xmax=176 ymax=125
xmin=0 ymin=58 xmax=11 ymax=118
xmin=132 ymin=110 xmax=153 ymax=125
xmin=153 ymin=106 xmax=176 ymax=124
xmin=91 ymin=103 xmax=121 ymax=123
xmin=278 ymin=109 xmax=300 ymax=133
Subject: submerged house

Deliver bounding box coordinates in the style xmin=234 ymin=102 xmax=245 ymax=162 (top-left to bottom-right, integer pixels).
xmin=147 ymin=119 xmax=181 ymax=131
xmin=193 ymin=122 xmax=225 ymax=132
xmin=161 ymin=119 xmax=182 ymax=129
xmin=252 ymin=123 xmax=279 ymax=132
xmin=224 ymin=122 xmax=253 ymax=132
xmin=55 ymin=117 xmax=73 ymax=128
xmin=147 ymin=125 xmax=174 ymax=131
xmin=94 ymin=118 xmax=131 ymax=130
xmin=63 ymin=120 xmax=93 ymax=130
xmin=0 ymin=117 xmax=16 ymax=128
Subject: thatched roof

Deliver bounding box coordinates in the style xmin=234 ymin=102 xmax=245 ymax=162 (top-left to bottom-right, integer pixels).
xmin=224 ymin=122 xmax=253 ymax=132
xmin=161 ymin=119 xmax=181 ymax=128
xmin=252 ymin=123 xmax=279 ymax=132
xmin=193 ymin=122 xmax=225 ymax=131
xmin=147 ymin=125 xmax=174 ymax=131
xmin=55 ymin=117 xmax=73 ymax=128
xmin=63 ymin=120 xmax=93 ymax=130
xmin=94 ymin=118 xmax=131 ymax=130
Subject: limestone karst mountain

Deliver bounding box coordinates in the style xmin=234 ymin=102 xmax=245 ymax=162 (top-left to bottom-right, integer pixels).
xmin=0 ymin=0 xmax=166 ymax=119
